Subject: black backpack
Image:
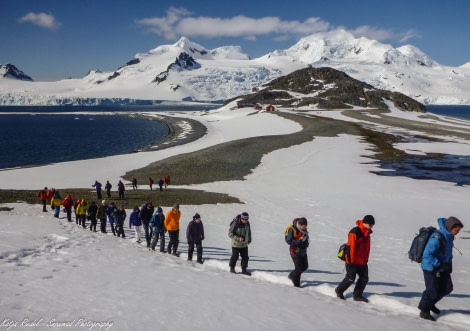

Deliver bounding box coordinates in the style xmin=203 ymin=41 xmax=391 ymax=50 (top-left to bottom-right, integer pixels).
xmin=408 ymin=226 xmax=445 ymax=263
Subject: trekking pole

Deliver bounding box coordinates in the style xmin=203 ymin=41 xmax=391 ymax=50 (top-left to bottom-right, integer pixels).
xmin=453 ymin=246 xmax=463 ymax=255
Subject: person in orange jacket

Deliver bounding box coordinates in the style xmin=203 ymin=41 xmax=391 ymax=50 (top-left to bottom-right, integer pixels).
xmin=38 ymin=187 xmax=48 ymax=212
xmin=335 ymin=215 xmax=375 ymax=302
xmin=164 ymin=203 xmax=181 ymax=256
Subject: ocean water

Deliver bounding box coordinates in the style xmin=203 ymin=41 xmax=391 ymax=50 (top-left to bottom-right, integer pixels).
xmin=426 ymin=105 xmax=470 ymax=119
xmin=0 ymin=113 xmax=169 ymax=169
xmin=375 ymin=105 xmax=470 ymax=186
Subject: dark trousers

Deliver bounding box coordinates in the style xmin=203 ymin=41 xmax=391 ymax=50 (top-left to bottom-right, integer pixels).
xmin=167 ymin=230 xmax=179 ymax=254
xmin=42 ymin=200 xmax=47 ymax=212
xmin=142 ymin=222 xmax=152 ymax=247
xmin=118 ymin=190 xmax=124 ymax=199
xmin=188 ymin=240 xmax=203 ymax=261
xmin=79 ymin=215 xmax=87 ymax=228
xmin=106 ymin=189 xmax=111 ymax=198
xmin=229 ymin=247 xmax=249 ymax=270
xmin=336 ymin=263 xmax=369 ymax=297
xmin=89 ymin=219 xmax=97 ymax=232
xmin=116 ymin=222 xmax=125 ymax=238
xmin=289 ymin=254 xmax=309 ymax=287
xmin=151 ymin=231 xmax=165 ymax=251
xmin=100 ymin=217 xmax=107 ymax=233
xmin=418 ymin=270 xmax=453 ymax=313
xmin=96 ymin=190 xmax=102 ymax=199
xmin=65 ymin=209 xmax=72 ymax=222
xmin=110 ymin=223 xmax=116 ymax=236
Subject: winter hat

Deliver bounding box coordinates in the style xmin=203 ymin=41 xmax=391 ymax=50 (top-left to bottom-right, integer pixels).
xmin=157 ymin=206 xmax=163 ymax=213
xmin=241 ymin=212 xmax=249 ymax=220
xmin=362 ymin=215 xmax=375 ymax=225
xmin=193 ymin=213 xmax=201 ymax=220
xmin=445 ymin=216 xmax=464 ymax=232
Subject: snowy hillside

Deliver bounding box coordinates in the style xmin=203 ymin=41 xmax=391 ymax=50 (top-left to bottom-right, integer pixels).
xmin=1 ymin=31 xmax=470 ymax=105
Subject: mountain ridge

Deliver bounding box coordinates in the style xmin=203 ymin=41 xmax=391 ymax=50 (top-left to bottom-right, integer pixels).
xmin=1 ymin=31 xmax=469 ymax=106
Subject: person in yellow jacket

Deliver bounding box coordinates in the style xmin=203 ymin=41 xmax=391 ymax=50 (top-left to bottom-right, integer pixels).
xmin=76 ymin=199 xmax=89 ymax=229
xmin=50 ymin=191 xmax=62 ymax=219
xmin=164 ymin=203 xmax=181 ymax=256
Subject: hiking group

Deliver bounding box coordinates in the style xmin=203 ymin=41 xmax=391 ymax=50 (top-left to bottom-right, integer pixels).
xmin=39 ymin=185 xmax=465 ymax=323
xmin=284 ymin=214 xmax=464 ymax=323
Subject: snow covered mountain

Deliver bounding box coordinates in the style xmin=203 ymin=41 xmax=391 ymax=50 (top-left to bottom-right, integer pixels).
xmin=0 ymin=64 xmax=33 ymax=81
xmin=1 ymin=31 xmax=469 ymax=106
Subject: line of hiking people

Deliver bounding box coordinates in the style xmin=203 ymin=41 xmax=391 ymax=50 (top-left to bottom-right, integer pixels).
xmin=39 ymin=186 xmax=465 ymax=323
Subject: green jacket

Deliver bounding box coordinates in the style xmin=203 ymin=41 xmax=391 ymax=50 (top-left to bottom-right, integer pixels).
xmin=228 ymin=216 xmax=252 ymax=248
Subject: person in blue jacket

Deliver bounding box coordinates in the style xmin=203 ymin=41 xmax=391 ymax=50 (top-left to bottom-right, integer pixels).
xmin=129 ymin=206 xmax=142 ymax=243
xmin=106 ymin=202 xmax=117 ymax=236
xmin=418 ymin=216 xmax=464 ymax=322
xmin=150 ymin=207 xmax=166 ymax=252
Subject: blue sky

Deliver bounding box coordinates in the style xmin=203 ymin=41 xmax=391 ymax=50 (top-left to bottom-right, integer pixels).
xmin=1 ymin=0 xmax=469 ymax=81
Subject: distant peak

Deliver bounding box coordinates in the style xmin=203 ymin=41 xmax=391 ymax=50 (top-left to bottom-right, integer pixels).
xmin=0 ymin=63 xmax=33 ymax=81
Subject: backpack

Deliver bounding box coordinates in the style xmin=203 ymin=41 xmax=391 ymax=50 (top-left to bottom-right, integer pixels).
xmin=285 ymin=224 xmax=298 ymax=240
xmin=408 ymin=226 xmax=445 ymax=263
xmin=337 ymin=243 xmax=347 ymax=261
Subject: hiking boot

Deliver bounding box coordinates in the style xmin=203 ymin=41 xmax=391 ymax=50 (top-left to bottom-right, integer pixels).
xmin=241 ymin=269 xmax=251 ymax=276
xmin=419 ymin=311 xmax=436 ymax=322
xmin=353 ymin=296 xmax=369 ymax=303
xmin=335 ymin=287 xmax=345 ymax=300
xmin=431 ymin=306 xmax=441 ymax=314
xmin=288 ymin=274 xmax=294 ymax=284
xmin=197 ymin=260 xmax=204 ymax=264
xmin=230 ymin=267 xmax=236 ymax=274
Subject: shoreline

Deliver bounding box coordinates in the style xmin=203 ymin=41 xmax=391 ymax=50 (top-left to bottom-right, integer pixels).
xmin=132 ymin=113 xmax=207 ymax=152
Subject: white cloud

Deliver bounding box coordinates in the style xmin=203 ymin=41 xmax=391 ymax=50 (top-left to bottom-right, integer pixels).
xmin=18 ymin=12 xmax=61 ymax=30
xmin=350 ymin=25 xmax=395 ymax=42
xmin=136 ymin=7 xmax=330 ymax=40
xmin=398 ymin=29 xmax=421 ymax=43
xmin=350 ymin=25 xmax=421 ymax=45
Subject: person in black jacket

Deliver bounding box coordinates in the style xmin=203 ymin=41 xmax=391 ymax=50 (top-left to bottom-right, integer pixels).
xmin=139 ymin=202 xmax=154 ymax=247
xmin=87 ymin=201 xmax=98 ymax=232
xmin=114 ymin=204 xmax=127 ymax=238
xmin=186 ymin=213 xmax=205 ymax=264
xmin=96 ymin=200 xmax=108 ymax=233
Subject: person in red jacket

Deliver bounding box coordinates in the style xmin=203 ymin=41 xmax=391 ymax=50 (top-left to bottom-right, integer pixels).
xmin=61 ymin=194 xmax=74 ymax=222
xmin=335 ymin=215 xmax=375 ymax=302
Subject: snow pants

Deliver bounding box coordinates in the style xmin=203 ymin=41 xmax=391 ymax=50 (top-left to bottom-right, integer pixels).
xmin=289 ymin=254 xmax=309 ymax=287
xmin=418 ymin=270 xmax=453 ymax=314
xmin=133 ymin=225 xmax=142 ymax=242
xmin=167 ymin=230 xmax=179 ymax=254
xmin=142 ymin=222 xmax=152 ymax=247
xmin=65 ymin=209 xmax=72 ymax=222
xmin=187 ymin=240 xmax=203 ymax=261
xmin=229 ymin=247 xmax=249 ymax=271
xmin=99 ymin=217 xmax=107 ymax=233
xmin=151 ymin=231 xmax=165 ymax=251
xmin=336 ymin=263 xmax=369 ymax=298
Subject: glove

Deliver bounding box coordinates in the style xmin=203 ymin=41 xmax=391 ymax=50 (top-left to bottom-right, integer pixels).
xmin=440 ymin=263 xmax=452 ymax=273
xmin=301 ymin=233 xmax=308 ymax=242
